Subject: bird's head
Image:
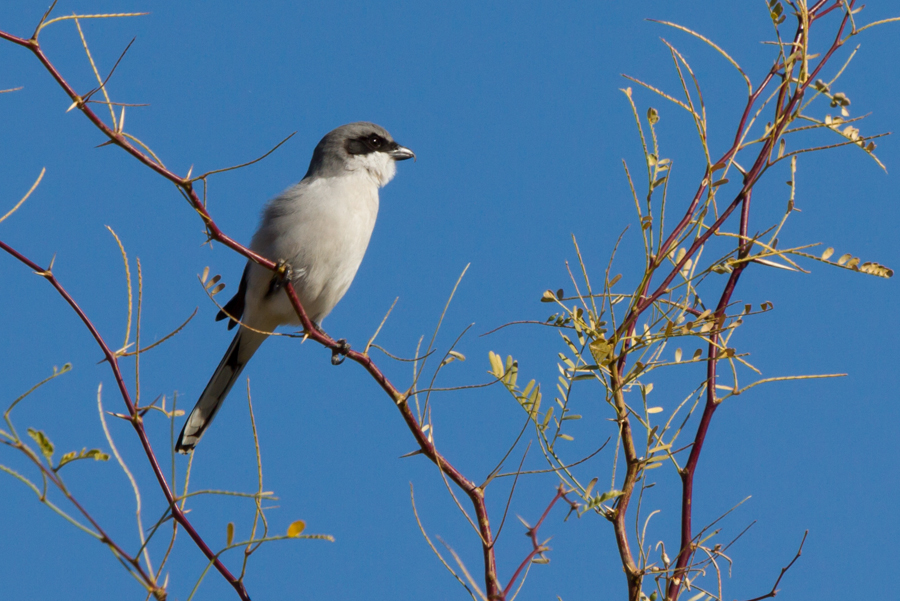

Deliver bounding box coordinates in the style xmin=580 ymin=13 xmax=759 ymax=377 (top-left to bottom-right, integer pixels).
xmin=306 ymin=122 xmax=415 ymax=187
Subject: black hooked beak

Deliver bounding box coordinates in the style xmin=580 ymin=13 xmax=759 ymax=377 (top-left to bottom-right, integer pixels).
xmin=389 ymin=143 xmax=416 ymax=161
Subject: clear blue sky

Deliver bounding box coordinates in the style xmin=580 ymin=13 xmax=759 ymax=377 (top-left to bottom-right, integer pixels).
xmin=1 ymin=2 xmax=898 ymax=600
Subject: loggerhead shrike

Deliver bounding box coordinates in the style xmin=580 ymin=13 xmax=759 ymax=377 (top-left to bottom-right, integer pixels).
xmin=175 ymin=122 xmax=414 ymax=453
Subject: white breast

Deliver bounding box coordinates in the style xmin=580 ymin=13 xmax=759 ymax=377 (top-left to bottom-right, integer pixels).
xmin=243 ymin=172 xmax=380 ymax=329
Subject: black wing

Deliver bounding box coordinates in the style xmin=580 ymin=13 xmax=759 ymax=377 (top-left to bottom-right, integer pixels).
xmin=215 ymin=263 xmax=249 ymax=330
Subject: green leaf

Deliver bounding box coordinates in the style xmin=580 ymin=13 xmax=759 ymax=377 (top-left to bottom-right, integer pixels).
xmin=83 ymin=449 xmax=109 ymax=461
xmin=58 ymin=451 xmax=77 ymax=467
xmin=597 ymin=489 xmax=624 ymax=503
xmin=27 ymin=428 xmax=54 ymax=461
xmin=56 ymin=448 xmax=110 ymax=470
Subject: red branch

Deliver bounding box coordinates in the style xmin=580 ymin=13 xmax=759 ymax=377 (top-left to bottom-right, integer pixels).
xmin=0 ymin=434 xmax=161 ymax=596
xmin=502 ymin=485 xmax=577 ymax=599
xmin=662 ymin=3 xmax=853 ymax=600
xmin=0 ymin=17 xmax=504 ymax=601
xmin=0 ymin=238 xmax=250 ymax=600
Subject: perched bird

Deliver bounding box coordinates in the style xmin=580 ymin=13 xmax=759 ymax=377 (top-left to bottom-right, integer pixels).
xmin=175 ymin=122 xmax=414 ymax=453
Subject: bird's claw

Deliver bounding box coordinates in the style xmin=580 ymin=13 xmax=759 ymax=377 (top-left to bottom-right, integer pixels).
xmin=331 ymin=339 xmax=350 ymax=365
xmin=269 ymin=259 xmax=294 ymax=294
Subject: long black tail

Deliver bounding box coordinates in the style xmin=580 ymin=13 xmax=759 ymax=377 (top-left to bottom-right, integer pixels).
xmin=176 ymin=327 xmax=267 ymax=453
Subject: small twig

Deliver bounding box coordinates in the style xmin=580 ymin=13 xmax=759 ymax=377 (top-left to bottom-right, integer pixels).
xmin=190 ymin=132 xmax=297 ymax=182
xmin=502 ymin=485 xmax=577 ymax=598
xmin=739 ymin=531 xmax=808 ymax=601
xmin=0 ymin=167 xmax=45 ymax=225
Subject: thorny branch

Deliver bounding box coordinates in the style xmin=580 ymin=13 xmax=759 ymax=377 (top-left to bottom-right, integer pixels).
xmin=665 ymin=6 xmax=855 ymax=601
xmin=0 ymin=8 xmax=506 ymax=600
xmin=0 ymin=2 xmax=891 ymax=600
xmin=580 ymin=2 xmax=864 ymax=601
xmin=502 ymin=485 xmax=578 ymax=599
xmin=0 ymin=411 xmax=161 ymax=597
xmin=0 ymin=238 xmax=241 ymax=600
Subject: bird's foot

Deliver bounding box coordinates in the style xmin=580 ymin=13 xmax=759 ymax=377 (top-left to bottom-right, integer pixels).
xmin=331 ymin=339 xmax=351 ymax=365
xmin=268 ymin=259 xmax=294 ymax=295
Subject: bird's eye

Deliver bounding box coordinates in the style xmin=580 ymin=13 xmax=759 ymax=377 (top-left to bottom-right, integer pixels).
xmin=368 ymin=134 xmax=384 ymax=149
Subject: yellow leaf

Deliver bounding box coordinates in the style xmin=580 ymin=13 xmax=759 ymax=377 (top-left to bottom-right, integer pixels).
xmin=589 ymin=338 xmax=613 ymax=365
xmin=488 ymin=351 xmax=504 ymax=378
xmin=287 ymin=520 xmax=306 ymax=538
xmin=647 ymin=407 xmax=664 ymax=414
xmin=859 ymin=262 xmax=894 ymax=278
xmin=821 ymin=247 xmax=834 ymax=260
xmin=226 ymin=522 xmax=234 ymax=546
